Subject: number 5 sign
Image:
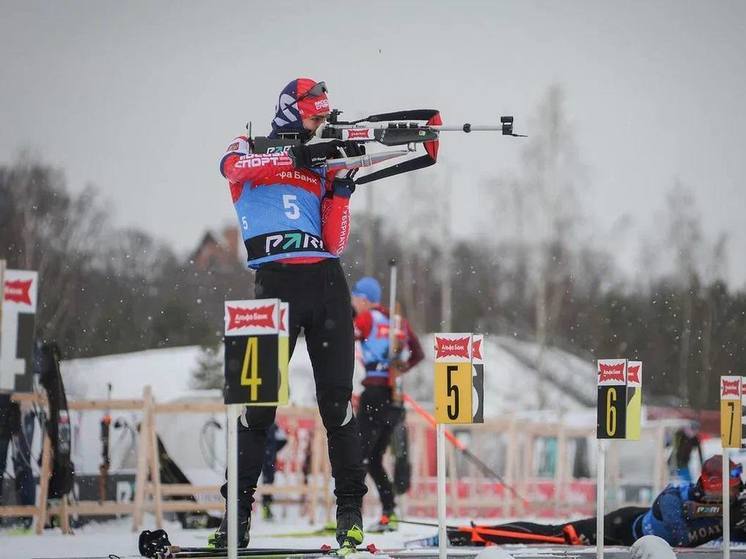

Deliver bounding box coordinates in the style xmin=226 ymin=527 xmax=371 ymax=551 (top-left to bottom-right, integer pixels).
xmin=434 ymin=333 xmax=484 ymax=424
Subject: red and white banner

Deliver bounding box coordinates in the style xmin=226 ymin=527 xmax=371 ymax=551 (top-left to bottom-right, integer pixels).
xmin=626 ymin=360 xmax=642 ymax=387
xmin=224 ymin=299 xmax=280 ymax=336
xmin=434 ymin=333 xmax=472 ymax=363
xmin=596 ymin=359 xmax=627 ymax=386
xmin=1 ymin=268 xmax=39 ymax=392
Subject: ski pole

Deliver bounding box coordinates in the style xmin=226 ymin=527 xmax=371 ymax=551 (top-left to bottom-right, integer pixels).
xmin=388 ymin=258 xmax=403 ymax=404
xmin=402 ymin=392 xmax=528 ymax=506
xmin=395 ymin=519 xmax=567 ymax=545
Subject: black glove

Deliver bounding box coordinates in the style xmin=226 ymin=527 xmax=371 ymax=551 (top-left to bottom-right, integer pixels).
xmin=339 ymin=141 xmax=366 ymax=158
xmin=332 ymin=177 xmax=356 ymax=198
xmin=289 ymin=140 xmax=344 ymax=169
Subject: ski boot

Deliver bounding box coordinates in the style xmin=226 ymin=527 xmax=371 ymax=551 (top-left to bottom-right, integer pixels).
xmin=138 ymin=529 xmax=171 ymax=558
xmin=261 ymin=494 xmax=274 ymax=521
xmin=209 ymin=505 xmax=251 ymax=548
xmin=335 ymin=504 xmax=364 ymax=555
xmin=367 ymin=512 xmax=398 ymax=533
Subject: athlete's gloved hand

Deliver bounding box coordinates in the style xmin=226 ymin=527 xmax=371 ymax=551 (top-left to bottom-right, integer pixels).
xmin=339 ymin=141 xmax=366 ymax=158
xmin=290 ymin=140 xmax=344 ymax=169
xmin=332 ymin=177 xmax=356 ymax=198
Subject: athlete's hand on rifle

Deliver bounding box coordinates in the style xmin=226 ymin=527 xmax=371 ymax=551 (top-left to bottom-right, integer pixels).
xmin=290 ymin=141 xmax=365 ymax=169
xmin=338 ymin=141 xmax=365 ymax=158
xmin=332 ymin=177 xmax=356 ymax=198
xmin=290 ymin=140 xmax=344 ymax=169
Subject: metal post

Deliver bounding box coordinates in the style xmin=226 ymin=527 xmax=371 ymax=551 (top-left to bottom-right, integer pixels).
xmin=227 ymin=404 xmax=240 ymax=559
xmin=388 ymin=259 xmax=398 ymax=357
xmin=724 ymin=447 xmax=731 ymax=559
xmin=596 ymin=439 xmax=606 ymax=559
xmin=440 ymin=173 xmax=452 ymax=332
xmin=437 ymin=424 xmax=447 ymax=559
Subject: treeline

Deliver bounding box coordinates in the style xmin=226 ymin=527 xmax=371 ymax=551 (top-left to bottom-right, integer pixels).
xmin=0 ymin=153 xmax=250 ymax=358
xmin=2 ymin=87 xmax=744 ymax=409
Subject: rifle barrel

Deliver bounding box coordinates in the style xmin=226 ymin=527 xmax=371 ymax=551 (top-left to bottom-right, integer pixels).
xmin=433 ymin=124 xmax=505 ymax=132
xmin=326 ymin=150 xmax=409 ymax=171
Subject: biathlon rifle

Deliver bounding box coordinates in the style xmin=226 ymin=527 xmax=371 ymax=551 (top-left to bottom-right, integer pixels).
xmin=322 ymin=109 xmax=525 ymax=184
xmin=249 ymin=109 xmax=524 ymax=183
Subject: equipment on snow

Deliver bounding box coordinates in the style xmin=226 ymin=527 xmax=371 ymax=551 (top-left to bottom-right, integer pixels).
xmin=37 ymin=341 xmax=75 ymax=499
xmin=98 ymin=382 xmax=112 ymax=502
xmin=139 ymin=528 xmax=380 ymax=559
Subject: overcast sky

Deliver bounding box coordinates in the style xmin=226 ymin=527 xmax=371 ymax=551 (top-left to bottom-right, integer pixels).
xmin=2 ymin=1 xmax=745 ymax=287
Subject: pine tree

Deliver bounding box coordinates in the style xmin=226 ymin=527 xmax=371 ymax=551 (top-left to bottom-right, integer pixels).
xmin=191 ymin=342 xmax=224 ymax=389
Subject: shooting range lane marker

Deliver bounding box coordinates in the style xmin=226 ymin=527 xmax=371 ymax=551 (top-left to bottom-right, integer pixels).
xmin=223 ymin=298 xmax=290 ymax=559
xmin=720 ymin=375 xmax=743 ymax=559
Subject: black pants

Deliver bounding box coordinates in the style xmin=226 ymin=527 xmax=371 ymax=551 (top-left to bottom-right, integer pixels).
xmin=221 ymin=259 xmax=367 ymax=511
xmin=358 ymin=385 xmax=399 ymax=514
xmin=454 ymin=506 xmax=648 ymax=546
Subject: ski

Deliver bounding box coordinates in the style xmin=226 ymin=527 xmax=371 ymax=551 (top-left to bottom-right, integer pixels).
xmin=266 ymin=523 xmax=337 ymax=538
xmin=140 ymin=532 xmax=382 ymax=559
xmin=156 ymin=544 xmax=381 ymax=559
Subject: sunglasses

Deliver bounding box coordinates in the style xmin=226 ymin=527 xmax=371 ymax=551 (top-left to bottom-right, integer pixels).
xmin=296 ymin=81 xmax=328 ymax=104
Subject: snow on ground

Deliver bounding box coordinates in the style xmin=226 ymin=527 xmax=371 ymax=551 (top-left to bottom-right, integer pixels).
xmin=2 ymin=513 xmax=439 ymax=559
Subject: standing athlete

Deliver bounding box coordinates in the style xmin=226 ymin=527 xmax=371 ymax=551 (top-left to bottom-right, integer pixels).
xmin=351 ymin=277 xmax=424 ymax=532
xmin=214 ymin=78 xmax=367 ymax=550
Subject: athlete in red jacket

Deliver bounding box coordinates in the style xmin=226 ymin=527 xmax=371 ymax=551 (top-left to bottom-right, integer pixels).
xmin=214 ymin=78 xmax=367 ymax=550
xmin=351 ymin=276 xmax=424 ymax=531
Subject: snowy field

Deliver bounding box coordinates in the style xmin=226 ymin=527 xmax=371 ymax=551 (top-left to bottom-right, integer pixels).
xmin=5 ymin=514 xmax=746 ymax=559
xmin=3 ymin=513 xmax=434 ymax=559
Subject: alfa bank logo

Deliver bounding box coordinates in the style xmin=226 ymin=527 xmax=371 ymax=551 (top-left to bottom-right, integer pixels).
xmin=435 ymin=336 xmax=470 ymax=359
xmin=627 ymin=364 xmax=641 ymax=384
xmin=227 ymin=304 xmax=275 ymax=331
xmin=598 ymin=362 xmax=625 ymax=383
xmin=722 ymin=378 xmax=741 ymax=397
xmin=4 ymin=279 xmax=33 ymax=305
xmin=472 ymin=338 xmax=482 ymax=360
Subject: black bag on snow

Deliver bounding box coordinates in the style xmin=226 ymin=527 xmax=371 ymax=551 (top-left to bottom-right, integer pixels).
xmin=37 ymin=342 xmax=75 ymax=499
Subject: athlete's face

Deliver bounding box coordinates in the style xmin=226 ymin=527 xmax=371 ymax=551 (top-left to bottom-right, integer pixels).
xmin=302 ymin=113 xmax=330 ymax=134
